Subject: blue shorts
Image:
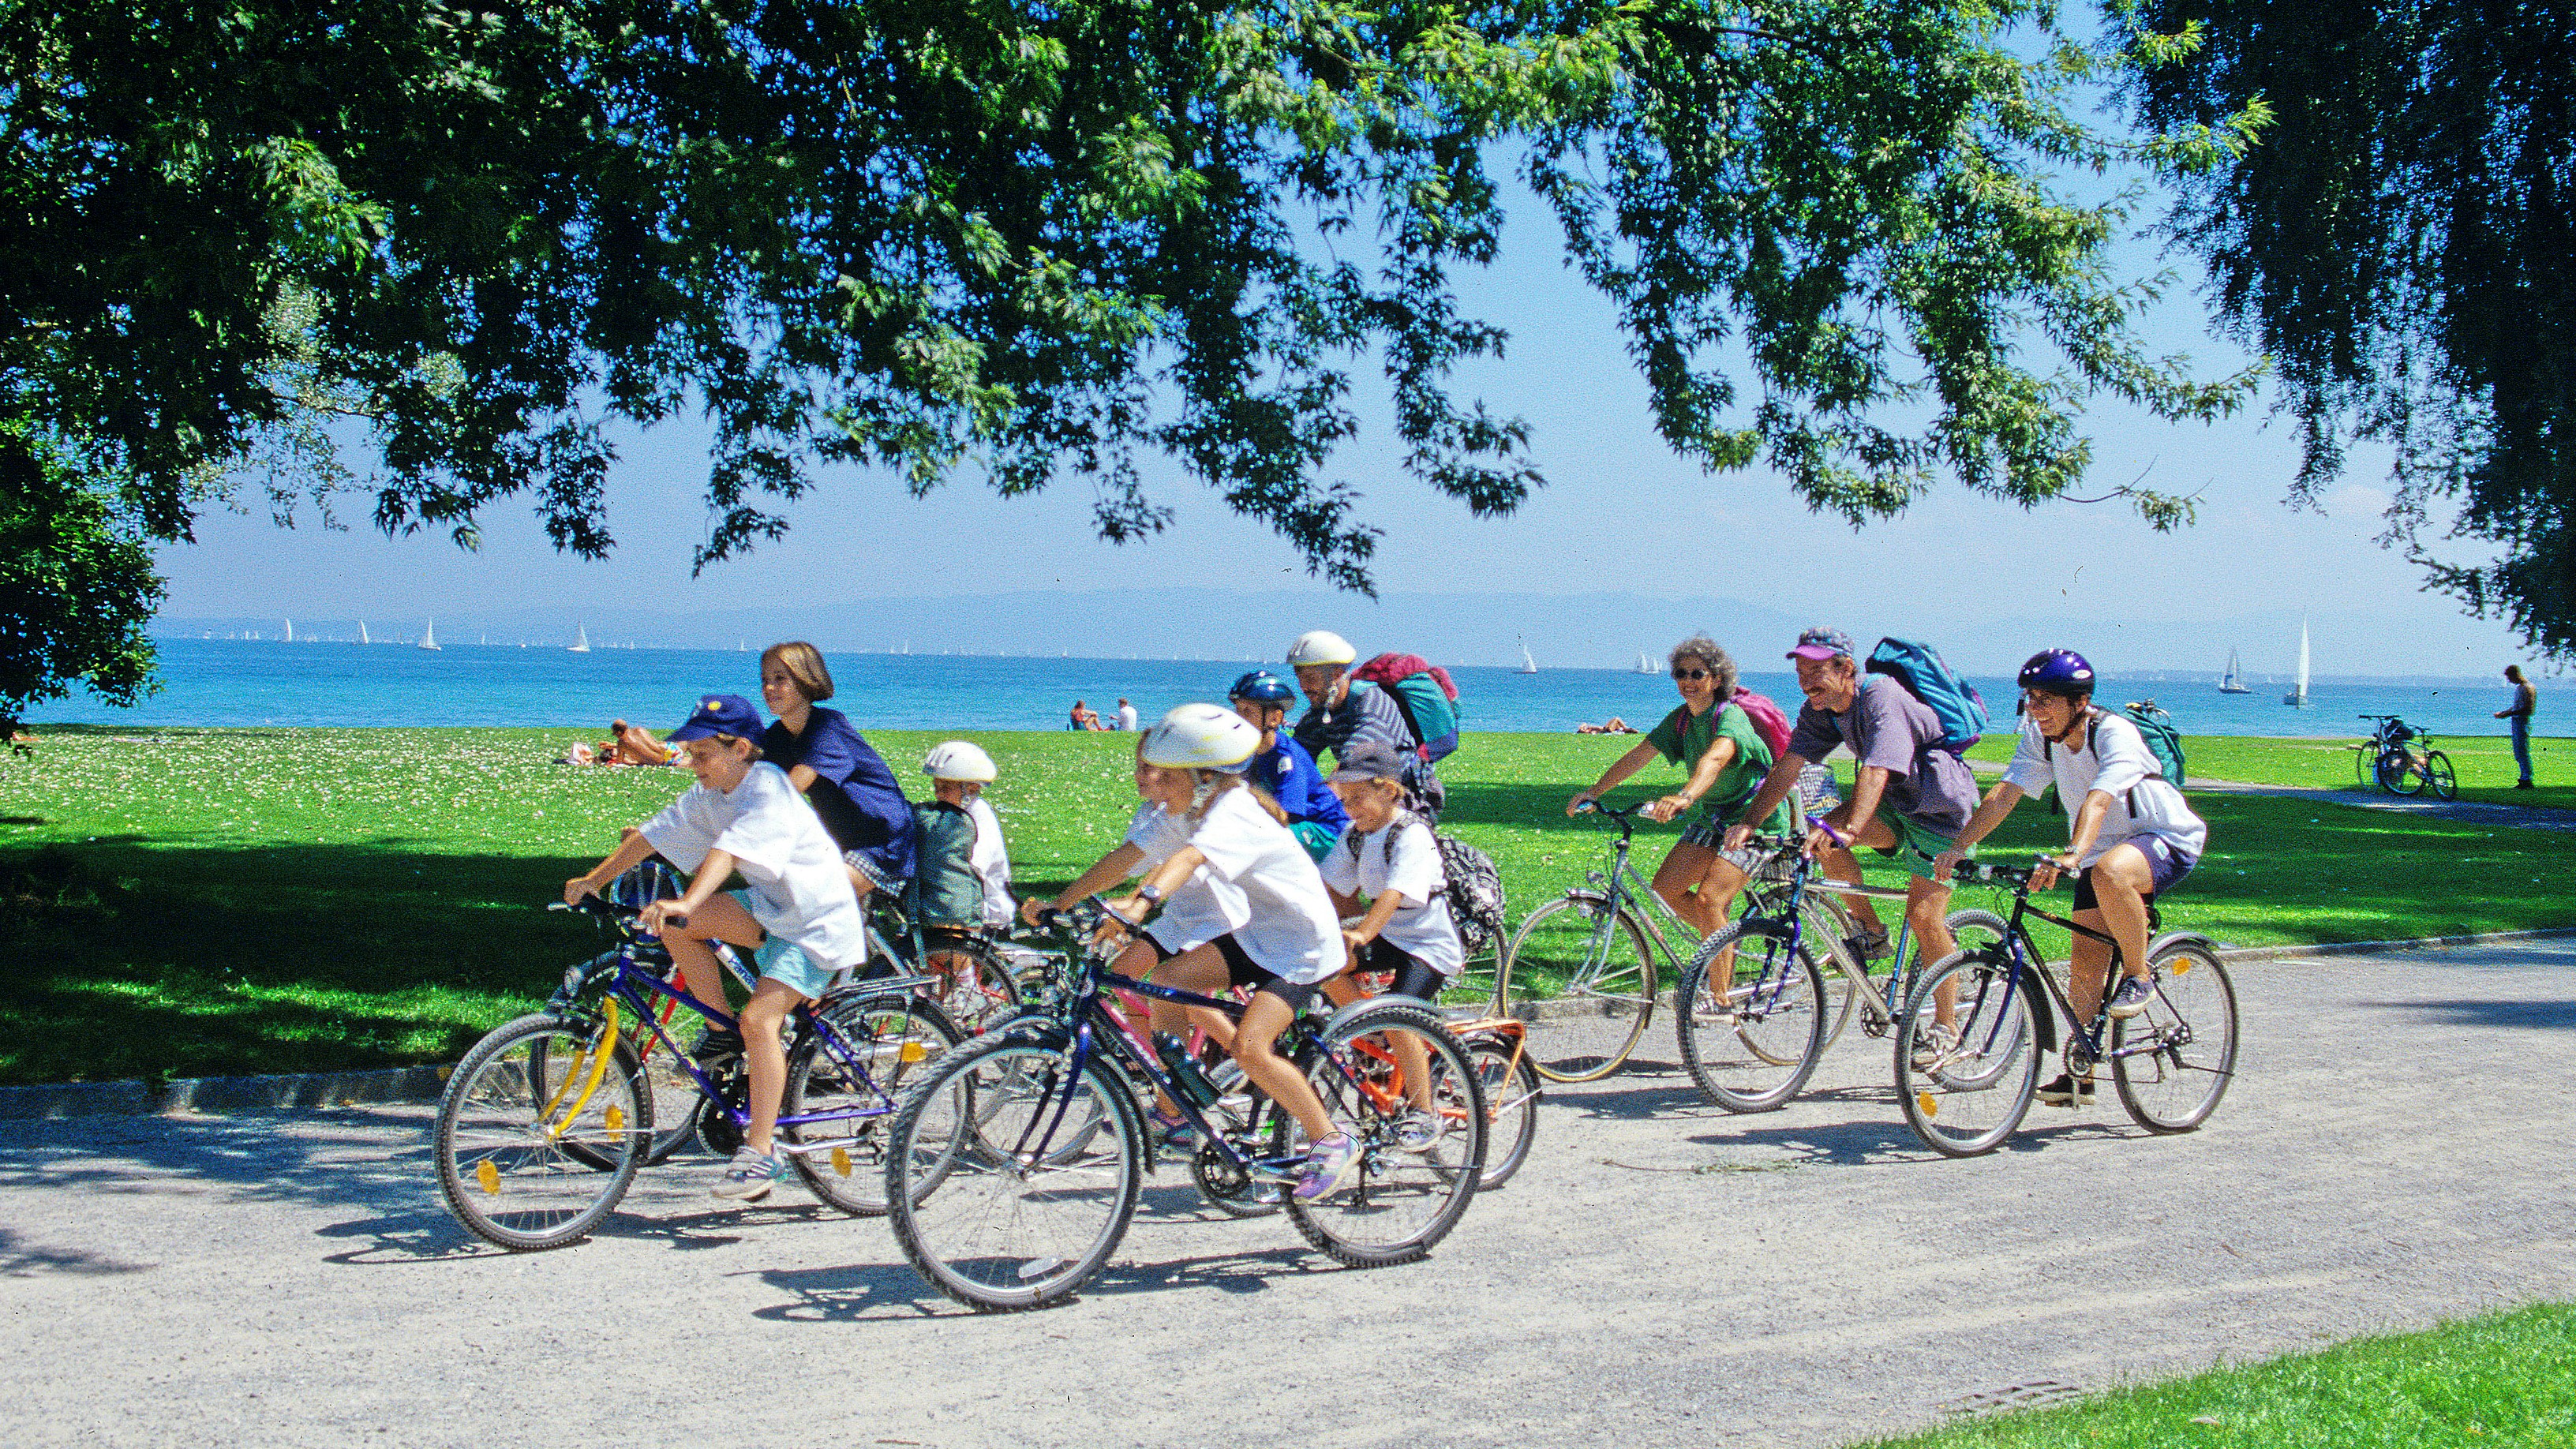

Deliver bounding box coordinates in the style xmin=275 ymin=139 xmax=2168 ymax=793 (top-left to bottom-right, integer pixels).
xmin=2073 ymin=838 xmax=2196 ymax=912
xmin=725 ymin=889 xmax=843 ymax=1000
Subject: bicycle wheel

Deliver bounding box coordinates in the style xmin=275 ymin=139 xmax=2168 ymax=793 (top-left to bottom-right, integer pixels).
xmin=782 ymin=993 xmax=960 ymax=1215
xmin=2381 ymin=747 xmax=2424 ymax=795
xmin=435 ymin=1013 xmax=650 ymax=1252
xmin=1284 ymin=1000 xmax=1483 ymax=1267
xmin=1494 ymin=894 xmax=1658 ymax=1083
xmin=1675 ymin=920 xmax=1828 ymax=1112
xmin=1443 ymin=941 xmax=1502 ymax=1012
xmin=1895 ymin=951 xmax=2040 ymax=1158
xmin=884 ymin=1034 xmax=1144 ymax=1312
xmin=1466 ymin=1036 xmax=1540 ymax=1189
xmin=2112 ymin=942 xmax=2239 ymax=1133
xmin=924 ymin=938 xmax=1025 ymax=1036
xmin=2423 ymin=751 xmax=2458 ymax=801
xmin=1190 ymin=1058 xmax=1287 ymax=1219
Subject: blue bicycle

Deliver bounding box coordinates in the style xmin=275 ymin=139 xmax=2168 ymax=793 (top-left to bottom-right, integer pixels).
xmin=882 ymin=897 xmax=1488 ymax=1312
xmin=432 ymin=867 xmax=961 ymax=1250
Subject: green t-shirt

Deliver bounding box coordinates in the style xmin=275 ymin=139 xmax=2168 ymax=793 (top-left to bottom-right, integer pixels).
xmin=1645 ymin=701 xmax=1796 ymax=837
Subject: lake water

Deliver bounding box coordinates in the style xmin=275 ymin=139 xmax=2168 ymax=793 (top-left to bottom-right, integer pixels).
xmin=23 ymin=638 xmax=2554 ymax=740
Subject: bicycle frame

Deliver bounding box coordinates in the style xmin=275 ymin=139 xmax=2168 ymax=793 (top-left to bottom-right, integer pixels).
xmin=1951 ymin=865 xmax=2177 ymax=1076
xmin=554 ymin=934 xmax=934 ymax=1155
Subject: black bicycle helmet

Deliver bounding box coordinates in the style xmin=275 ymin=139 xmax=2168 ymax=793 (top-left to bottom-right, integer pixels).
xmin=1230 ymin=670 xmax=1296 ymax=705
xmin=2016 ymin=648 xmax=2095 ymax=696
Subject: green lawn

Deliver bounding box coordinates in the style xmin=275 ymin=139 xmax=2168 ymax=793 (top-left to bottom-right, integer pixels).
xmin=3 ymin=724 xmax=2573 ymax=1084
xmin=1850 ymin=1300 xmax=2576 ymax=1448
xmin=2169 ymin=732 xmax=2576 ymax=811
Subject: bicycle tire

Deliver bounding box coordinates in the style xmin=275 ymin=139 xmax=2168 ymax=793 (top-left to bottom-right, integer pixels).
xmin=2424 ymin=751 xmax=2458 ymax=801
xmin=1282 ymin=1000 xmax=1483 ymax=1267
xmin=781 ymin=992 xmax=961 ymax=1215
xmin=435 ymin=1013 xmax=650 ymax=1252
xmin=2111 ymin=941 xmax=2239 ymax=1133
xmin=922 ymin=938 xmax=1026 ymax=1037
xmin=2381 ymin=747 xmax=2424 ymax=795
xmin=883 ymin=1033 xmax=1144 ymax=1312
xmin=1465 ymin=1037 xmax=1540 ymax=1189
xmin=1894 ymin=950 xmax=2040 ymax=1158
xmin=1675 ymin=920 xmax=1827 ymax=1113
xmin=1444 ymin=941 xmax=1502 ymax=1012
xmin=1494 ymin=894 xmax=1658 ymax=1084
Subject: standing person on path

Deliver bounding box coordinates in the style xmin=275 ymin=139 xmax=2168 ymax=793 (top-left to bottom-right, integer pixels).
xmin=1115 ymin=698 xmax=1139 ymax=731
xmin=1286 ymin=629 xmax=1443 ymax=818
xmin=2497 ymin=665 xmax=2539 ymax=788
xmin=758 ymin=642 xmax=915 ymax=905
xmin=1567 ymin=636 xmax=1795 ymax=938
xmin=1726 ymin=627 xmax=1981 ymax=1049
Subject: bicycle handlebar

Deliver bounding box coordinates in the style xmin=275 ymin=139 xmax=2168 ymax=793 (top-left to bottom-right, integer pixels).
xmin=552 ymin=895 xmax=687 ymax=930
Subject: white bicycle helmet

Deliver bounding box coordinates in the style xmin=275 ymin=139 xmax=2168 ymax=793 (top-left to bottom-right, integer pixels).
xmin=921 ymin=739 xmax=998 ymax=782
xmin=1286 ymin=629 xmax=1357 ymax=667
xmin=1140 ymin=703 xmax=1258 ymax=770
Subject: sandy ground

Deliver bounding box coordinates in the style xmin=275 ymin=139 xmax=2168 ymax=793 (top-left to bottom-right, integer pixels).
xmin=5 ymin=942 xmax=2572 ymax=1447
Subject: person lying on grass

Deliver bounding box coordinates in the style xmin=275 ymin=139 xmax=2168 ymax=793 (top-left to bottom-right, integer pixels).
xmin=564 ymin=692 xmax=866 ymax=1202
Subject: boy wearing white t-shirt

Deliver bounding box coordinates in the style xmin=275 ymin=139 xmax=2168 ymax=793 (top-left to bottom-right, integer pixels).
xmin=1935 ymin=650 xmax=2208 ymax=1106
xmin=1321 ymin=743 xmax=1464 ymax=1002
xmin=564 ymin=693 xmax=865 ymax=1200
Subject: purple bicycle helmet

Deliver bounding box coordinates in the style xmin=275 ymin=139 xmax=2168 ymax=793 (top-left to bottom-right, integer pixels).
xmin=2017 ymin=648 xmax=2095 ymax=695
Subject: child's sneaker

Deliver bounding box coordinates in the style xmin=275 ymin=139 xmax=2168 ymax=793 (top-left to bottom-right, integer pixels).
xmin=1845 ymin=928 xmax=1893 ymax=963
xmin=711 ymin=1145 xmax=788 ymax=1201
xmin=2036 ymin=1073 xmax=2097 ymax=1107
xmin=1392 ymin=1107 xmax=1443 ymax=1153
xmin=2106 ymin=975 xmax=2155 ymax=1020
xmin=1909 ymin=1020 xmax=1961 ymax=1072
xmin=1294 ymin=1133 xmax=1358 ymax=1201
xmin=691 ymin=1027 xmax=745 ymax=1063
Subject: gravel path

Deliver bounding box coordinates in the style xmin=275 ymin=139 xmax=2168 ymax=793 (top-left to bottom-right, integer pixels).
xmin=6 ymin=942 xmax=2573 ymax=1447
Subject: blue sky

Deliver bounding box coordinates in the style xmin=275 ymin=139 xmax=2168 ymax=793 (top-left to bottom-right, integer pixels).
xmin=154 ymin=171 xmax=2533 ymax=680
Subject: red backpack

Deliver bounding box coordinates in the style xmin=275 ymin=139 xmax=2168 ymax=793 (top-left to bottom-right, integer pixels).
xmin=1727 ymin=688 xmax=1794 ymax=763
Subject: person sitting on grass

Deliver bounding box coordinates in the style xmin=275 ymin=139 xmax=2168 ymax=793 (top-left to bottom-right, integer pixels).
xmin=910 ymin=739 xmax=1016 ymax=1020
xmin=564 ymin=693 xmax=867 ymax=1201
xmin=1934 ymin=650 xmax=2208 ymax=1107
xmin=1230 ymin=670 xmax=1350 ymax=859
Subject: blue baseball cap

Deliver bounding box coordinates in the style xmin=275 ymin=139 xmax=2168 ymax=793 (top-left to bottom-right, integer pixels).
xmin=667 ymin=693 xmax=764 ymax=743
xmin=1787 ymin=627 xmax=1855 ymax=662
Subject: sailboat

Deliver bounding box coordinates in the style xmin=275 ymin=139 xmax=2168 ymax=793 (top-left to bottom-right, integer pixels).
xmin=2282 ymin=619 xmax=2311 ymax=707
xmin=417 ymin=618 xmax=440 ymax=651
xmin=569 ymin=623 xmax=591 ymax=653
xmin=2218 ymin=648 xmax=2249 ymax=694
xmin=283 ymin=619 xmax=294 ymax=642
xmin=358 ymin=620 xmax=370 ymax=646
xmin=1518 ymin=637 xmax=1538 ymax=675
xmin=1636 ymin=652 xmax=1658 ymax=675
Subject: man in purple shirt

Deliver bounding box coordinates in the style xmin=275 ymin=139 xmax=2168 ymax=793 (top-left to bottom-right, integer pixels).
xmin=1727 ymin=629 xmax=1982 ymax=1046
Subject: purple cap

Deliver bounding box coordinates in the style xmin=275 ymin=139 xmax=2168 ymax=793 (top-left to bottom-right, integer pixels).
xmin=1787 ymin=627 xmax=1855 ymax=662
xmin=667 ymin=693 xmax=764 ymax=743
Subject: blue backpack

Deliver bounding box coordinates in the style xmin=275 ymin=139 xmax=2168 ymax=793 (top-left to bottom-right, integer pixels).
xmin=1863 ymin=638 xmax=1989 ymax=754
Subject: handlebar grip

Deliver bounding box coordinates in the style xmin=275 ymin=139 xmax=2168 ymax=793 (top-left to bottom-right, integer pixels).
xmin=1804 ymin=813 xmax=1850 ymax=847
xmin=661 ymin=912 xmax=688 ymax=930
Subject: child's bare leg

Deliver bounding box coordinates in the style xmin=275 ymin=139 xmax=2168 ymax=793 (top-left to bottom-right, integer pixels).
xmin=1234 ymin=990 xmax=1335 ymax=1142
xmin=655 ymin=893 xmax=765 ymax=1020
xmin=737 ymin=979 xmax=803 ymax=1155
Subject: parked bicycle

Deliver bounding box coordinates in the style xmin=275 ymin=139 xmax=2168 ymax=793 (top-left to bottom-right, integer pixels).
xmin=2357 ymin=714 xmax=2457 ymax=799
xmin=432 ymin=878 xmax=960 ymax=1251
xmin=1893 ymin=859 xmax=2240 ymax=1157
xmin=880 ymin=897 xmax=1488 ymax=1312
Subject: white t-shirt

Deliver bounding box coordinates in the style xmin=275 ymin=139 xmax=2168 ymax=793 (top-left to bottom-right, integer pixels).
xmin=1124 ymin=801 xmax=1247 ymax=955
xmin=1321 ymin=815 xmax=1463 ymax=979
xmin=640 ymin=761 xmax=867 ymax=968
xmin=2002 ymin=711 xmax=2208 ymax=868
xmin=1182 ymin=786 xmax=1343 ymax=983
xmin=967 ymin=796 xmax=1014 ymax=931
xmin=1116 ymin=702 xmax=1139 ymax=731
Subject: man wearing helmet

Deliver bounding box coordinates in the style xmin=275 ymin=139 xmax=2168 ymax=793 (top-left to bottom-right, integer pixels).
xmin=1230 ymin=669 xmax=1350 ymax=858
xmin=1285 ymin=629 xmax=1445 ymax=818
xmin=1934 ymin=650 xmax=2209 ymax=1106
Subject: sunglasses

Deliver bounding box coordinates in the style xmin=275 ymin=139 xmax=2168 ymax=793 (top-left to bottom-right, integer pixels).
xmin=1671 ymin=668 xmax=1713 ymax=681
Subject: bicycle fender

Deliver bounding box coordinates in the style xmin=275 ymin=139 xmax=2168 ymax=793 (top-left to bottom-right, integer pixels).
xmin=549 ymin=948 xmax=626 ymax=1009
xmin=2145 ymin=929 xmax=2219 ymax=962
